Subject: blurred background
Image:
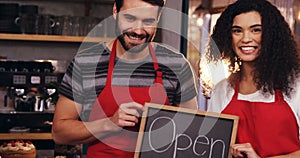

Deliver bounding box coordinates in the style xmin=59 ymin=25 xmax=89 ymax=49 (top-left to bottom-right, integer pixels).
xmin=0 ymin=0 xmax=299 ymax=157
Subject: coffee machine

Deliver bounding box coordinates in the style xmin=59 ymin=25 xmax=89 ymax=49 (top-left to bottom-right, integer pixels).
xmin=0 ymin=60 xmax=63 ymax=112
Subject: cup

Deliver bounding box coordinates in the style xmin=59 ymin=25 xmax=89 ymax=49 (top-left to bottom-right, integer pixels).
xmin=71 ymin=16 xmax=83 ymax=36
xmin=15 ymin=14 xmax=39 ymax=34
xmin=38 ymin=14 xmax=55 ymax=35
xmin=52 ymin=16 xmax=62 ymax=35
xmin=60 ymin=15 xmax=73 ymax=36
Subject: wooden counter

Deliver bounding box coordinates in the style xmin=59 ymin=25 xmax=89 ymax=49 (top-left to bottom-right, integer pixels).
xmin=0 ymin=133 xmax=52 ymax=140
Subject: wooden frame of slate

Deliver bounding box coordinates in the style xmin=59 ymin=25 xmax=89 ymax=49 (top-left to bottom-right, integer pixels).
xmin=134 ymin=103 xmax=239 ymax=158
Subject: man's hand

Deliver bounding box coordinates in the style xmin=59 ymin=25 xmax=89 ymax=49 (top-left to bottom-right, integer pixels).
xmin=109 ymin=102 xmax=144 ymax=131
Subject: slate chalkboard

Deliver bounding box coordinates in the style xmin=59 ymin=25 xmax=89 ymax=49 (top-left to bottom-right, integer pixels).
xmin=135 ymin=103 xmax=239 ymax=158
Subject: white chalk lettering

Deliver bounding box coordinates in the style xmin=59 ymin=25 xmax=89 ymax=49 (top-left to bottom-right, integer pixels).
xmin=209 ymin=138 xmax=225 ymax=158
xmin=149 ymin=116 xmax=176 ymax=153
xmin=173 ymin=134 xmax=192 ymax=158
xmin=193 ymin=135 xmax=209 ymax=156
xmin=148 ymin=116 xmax=226 ymax=158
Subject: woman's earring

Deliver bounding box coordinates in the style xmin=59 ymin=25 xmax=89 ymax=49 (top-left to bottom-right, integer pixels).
xmin=234 ymin=56 xmax=242 ymax=72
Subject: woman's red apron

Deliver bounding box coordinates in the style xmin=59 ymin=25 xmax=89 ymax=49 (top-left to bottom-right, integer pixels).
xmin=222 ymin=81 xmax=300 ymax=157
xmin=87 ymin=40 xmax=170 ymax=158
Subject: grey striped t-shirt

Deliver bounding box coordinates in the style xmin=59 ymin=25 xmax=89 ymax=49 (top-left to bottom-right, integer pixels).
xmin=59 ymin=42 xmax=197 ymax=120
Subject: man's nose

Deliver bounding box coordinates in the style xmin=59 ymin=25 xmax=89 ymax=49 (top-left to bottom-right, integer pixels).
xmin=132 ymin=20 xmax=144 ymax=34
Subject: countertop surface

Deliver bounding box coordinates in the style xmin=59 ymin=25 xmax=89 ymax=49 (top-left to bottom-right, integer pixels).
xmin=0 ymin=108 xmax=55 ymax=114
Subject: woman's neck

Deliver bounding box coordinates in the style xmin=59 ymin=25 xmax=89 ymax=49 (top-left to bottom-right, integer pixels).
xmin=239 ymin=62 xmax=258 ymax=94
xmin=240 ymin=62 xmax=255 ymax=81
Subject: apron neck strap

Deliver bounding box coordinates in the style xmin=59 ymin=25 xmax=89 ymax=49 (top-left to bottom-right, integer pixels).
xmin=106 ymin=39 xmax=117 ymax=86
xmin=233 ymin=79 xmax=239 ymax=97
xmin=148 ymin=43 xmax=163 ymax=84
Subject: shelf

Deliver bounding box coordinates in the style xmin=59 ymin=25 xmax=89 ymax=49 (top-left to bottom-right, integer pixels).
xmin=15 ymin=0 xmax=114 ymax=4
xmin=0 ymin=110 xmax=54 ymax=114
xmin=0 ymin=33 xmax=113 ymax=43
xmin=0 ymin=133 xmax=52 ymax=140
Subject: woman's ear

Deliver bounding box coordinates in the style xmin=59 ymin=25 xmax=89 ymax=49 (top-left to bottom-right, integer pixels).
xmin=113 ymin=3 xmax=117 ymax=20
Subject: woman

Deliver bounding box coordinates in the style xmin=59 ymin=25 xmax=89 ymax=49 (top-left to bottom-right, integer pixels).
xmin=206 ymin=0 xmax=300 ymax=157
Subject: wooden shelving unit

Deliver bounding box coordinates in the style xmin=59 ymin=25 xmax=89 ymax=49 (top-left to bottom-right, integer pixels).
xmin=0 ymin=33 xmax=113 ymax=43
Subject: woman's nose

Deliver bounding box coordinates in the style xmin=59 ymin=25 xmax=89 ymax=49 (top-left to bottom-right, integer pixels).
xmin=241 ymin=31 xmax=252 ymax=43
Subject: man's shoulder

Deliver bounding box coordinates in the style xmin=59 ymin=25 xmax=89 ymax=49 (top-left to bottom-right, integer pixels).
xmin=73 ymin=42 xmax=110 ymax=63
xmin=155 ymin=43 xmax=184 ymax=58
xmin=154 ymin=43 xmax=189 ymax=68
xmin=76 ymin=42 xmax=110 ymax=57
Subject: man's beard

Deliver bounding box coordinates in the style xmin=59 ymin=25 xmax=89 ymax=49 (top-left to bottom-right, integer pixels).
xmin=117 ymin=31 xmax=150 ymax=53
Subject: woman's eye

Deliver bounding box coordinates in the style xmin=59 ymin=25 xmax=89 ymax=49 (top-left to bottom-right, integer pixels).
xmin=252 ymin=28 xmax=262 ymax=33
xmin=232 ymin=29 xmax=242 ymax=33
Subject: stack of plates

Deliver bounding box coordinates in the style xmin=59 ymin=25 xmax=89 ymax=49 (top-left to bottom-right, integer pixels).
xmin=9 ymin=126 xmax=30 ymax=133
xmin=0 ymin=3 xmax=20 ymax=33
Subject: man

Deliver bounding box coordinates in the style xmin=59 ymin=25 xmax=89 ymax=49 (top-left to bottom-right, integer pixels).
xmin=52 ymin=0 xmax=198 ymax=157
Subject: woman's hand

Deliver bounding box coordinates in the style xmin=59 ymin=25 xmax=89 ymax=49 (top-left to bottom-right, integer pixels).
xmin=231 ymin=143 xmax=260 ymax=158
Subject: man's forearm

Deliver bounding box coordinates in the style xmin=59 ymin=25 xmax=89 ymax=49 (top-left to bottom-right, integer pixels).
xmin=52 ymin=117 xmax=118 ymax=145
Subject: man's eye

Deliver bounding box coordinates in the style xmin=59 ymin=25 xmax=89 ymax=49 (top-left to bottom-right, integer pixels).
xmin=143 ymin=19 xmax=156 ymax=26
xmin=125 ymin=16 xmax=136 ymax=22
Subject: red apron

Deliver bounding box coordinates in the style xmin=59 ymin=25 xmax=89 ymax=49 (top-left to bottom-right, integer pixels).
xmin=87 ymin=40 xmax=170 ymax=158
xmin=222 ymin=81 xmax=300 ymax=157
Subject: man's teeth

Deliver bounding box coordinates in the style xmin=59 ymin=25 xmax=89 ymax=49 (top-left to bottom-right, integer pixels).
xmin=128 ymin=35 xmax=143 ymax=40
xmin=241 ymin=47 xmax=255 ymax=51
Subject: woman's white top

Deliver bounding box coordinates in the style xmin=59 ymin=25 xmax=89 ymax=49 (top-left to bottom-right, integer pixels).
xmin=207 ymin=78 xmax=300 ymax=139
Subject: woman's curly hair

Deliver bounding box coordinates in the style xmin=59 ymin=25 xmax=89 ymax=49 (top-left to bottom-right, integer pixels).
xmin=206 ymin=0 xmax=300 ymax=97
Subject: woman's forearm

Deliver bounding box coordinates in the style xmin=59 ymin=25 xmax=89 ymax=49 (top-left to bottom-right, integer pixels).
xmin=267 ymin=150 xmax=300 ymax=158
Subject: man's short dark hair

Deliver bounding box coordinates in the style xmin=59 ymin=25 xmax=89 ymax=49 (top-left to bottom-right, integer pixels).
xmin=115 ymin=0 xmax=165 ymax=13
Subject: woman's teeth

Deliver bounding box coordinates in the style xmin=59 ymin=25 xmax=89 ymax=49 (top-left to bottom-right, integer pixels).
xmin=241 ymin=47 xmax=255 ymax=51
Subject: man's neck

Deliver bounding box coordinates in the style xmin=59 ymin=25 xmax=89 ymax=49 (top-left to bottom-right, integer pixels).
xmin=107 ymin=40 xmax=150 ymax=61
xmin=117 ymin=47 xmax=149 ymax=61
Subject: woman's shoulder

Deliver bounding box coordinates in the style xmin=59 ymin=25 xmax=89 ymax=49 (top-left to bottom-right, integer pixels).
xmin=213 ymin=79 xmax=231 ymax=91
xmin=282 ymin=76 xmax=300 ymax=125
xmin=286 ymin=76 xmax=300 ymax=99
xmin=207 ymin=79 xmax=234 ymax=113
xmin=211 ymin=79 xmax=235 ymax=97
